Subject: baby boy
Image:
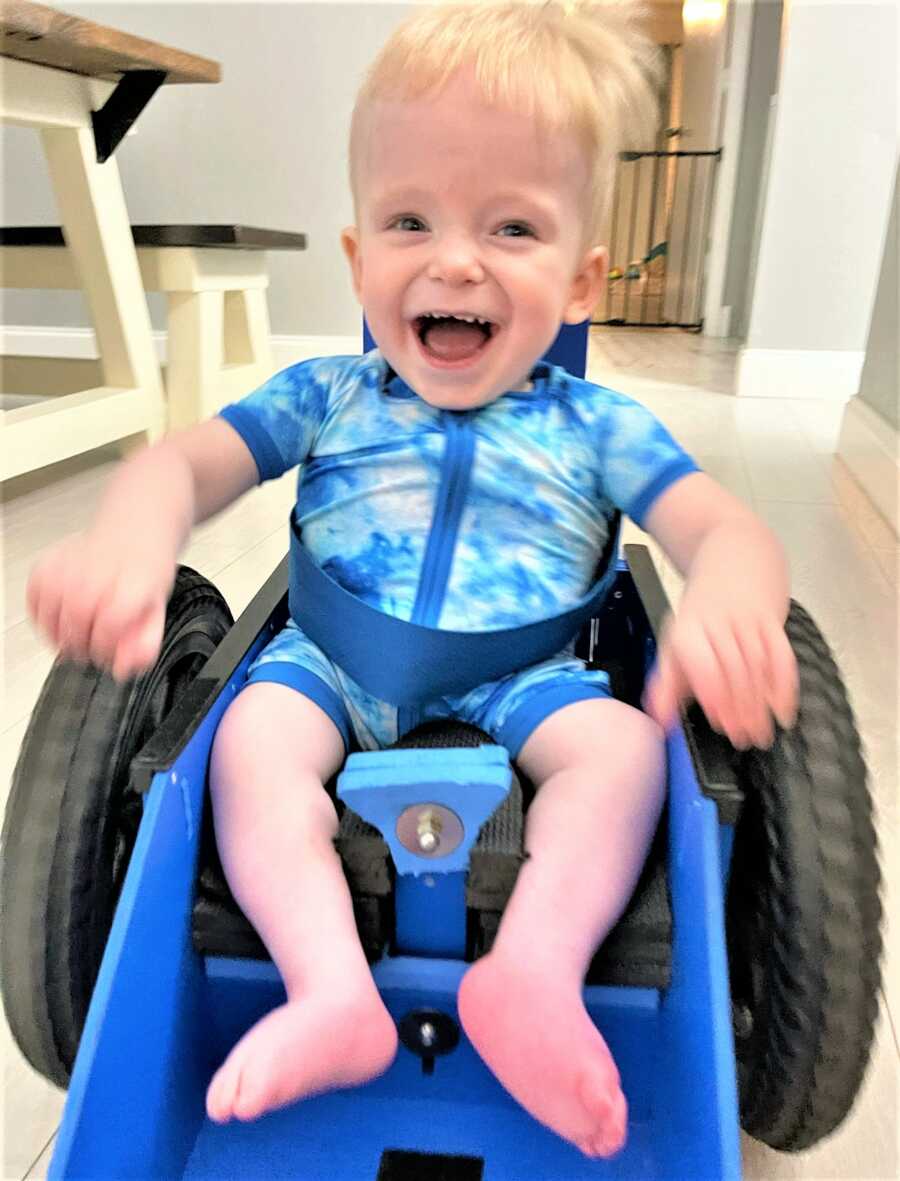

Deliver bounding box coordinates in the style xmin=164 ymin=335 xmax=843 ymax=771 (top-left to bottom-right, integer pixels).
xmin=28 ymin=0 xmax=797 ymax=1159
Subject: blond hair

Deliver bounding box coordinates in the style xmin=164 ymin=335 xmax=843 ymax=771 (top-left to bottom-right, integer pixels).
xmin=349 ymin=0 xmax=662 ymax=248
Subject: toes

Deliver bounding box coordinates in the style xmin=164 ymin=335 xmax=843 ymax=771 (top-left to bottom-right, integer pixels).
xmin=576 ymin=1069 xmax=627 ymax=1158
xmin=205 ymin=1078 xmax=224 ymax=1123
xmin=232 ymin=1085 xmax=265 ymax=1122
xmin=207 ymin=1036 xmax=256 ymax=1124
xmin=589 ymin=1090 xmax=628 ymax=1158
xmin=232 ymin=1062 xmax=275 ymax=1122
xmin=206 ymin=1065 xmax=238 ymax=1124
xmin=578 ymin=1070 xmax=614 ymax=1123
xmin=576 ymin=1136 xmax=601 ymax=1159
xmin=587 ymin=1125 xmax=626 ymax=1159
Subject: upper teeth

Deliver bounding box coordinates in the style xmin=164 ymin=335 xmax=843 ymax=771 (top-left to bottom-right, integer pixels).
xmin=420 ymin=312 xmax=491 ymax=325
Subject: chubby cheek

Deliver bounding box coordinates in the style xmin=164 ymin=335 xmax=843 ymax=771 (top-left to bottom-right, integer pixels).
xmin=508 ymin=256 xmax=574 ymax=319
xmin=359 ymin=262 xmax=407 ymax=332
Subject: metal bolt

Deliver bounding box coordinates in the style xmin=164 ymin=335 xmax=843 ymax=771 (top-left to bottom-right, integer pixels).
xmin=417 ymin=807 xmax=442 ymax=853
xmin=420 ymin=1022 xmax=436 ymax=1047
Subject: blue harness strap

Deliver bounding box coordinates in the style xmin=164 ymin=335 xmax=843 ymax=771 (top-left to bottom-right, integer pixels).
xmin=288 ymin=510 xmax=621 ymax=705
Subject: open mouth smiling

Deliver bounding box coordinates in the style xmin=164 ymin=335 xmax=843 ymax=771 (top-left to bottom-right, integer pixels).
xmin=412 ymin=311 xmax=499 ymax=366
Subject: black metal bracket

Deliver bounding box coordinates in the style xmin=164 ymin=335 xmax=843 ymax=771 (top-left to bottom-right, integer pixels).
xmin=91 ymin=70 xmax=167 ymax=163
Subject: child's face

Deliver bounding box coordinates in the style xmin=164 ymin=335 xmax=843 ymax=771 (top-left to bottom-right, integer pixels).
xmin=342 ymin=70 xmax=607 ymax=410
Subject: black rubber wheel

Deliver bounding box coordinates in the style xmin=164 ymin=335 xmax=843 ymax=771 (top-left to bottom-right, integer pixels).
xmin=726 ymin=600 xmax=883 ymax=1151
xmin=0 ymin=566 xmax=233 ymax=1087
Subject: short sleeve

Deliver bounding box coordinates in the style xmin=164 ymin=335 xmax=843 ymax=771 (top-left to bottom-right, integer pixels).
xmin=217 ymin=359 xmax=331 ymax=482
xmin=597 ymin=396 xmax=700 ymax=527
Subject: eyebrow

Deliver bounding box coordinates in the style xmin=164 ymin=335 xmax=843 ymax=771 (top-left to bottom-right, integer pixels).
xmin=371 ymin=188 xmax=560 ymax=223
xmin=488 ymin=191 xmax=559 ymax=219
xmin=370 ymin=186 xmax=433 ymax=210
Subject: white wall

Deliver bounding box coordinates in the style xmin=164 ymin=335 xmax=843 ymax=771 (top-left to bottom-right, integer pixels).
xmin=705 ymin=0 xmax=783 ymax=339
xmin=857 ymin=158 xmax=898 ymax=431
xmin=836 ymin=157 xmax=898 ymax=531
xmin=1 ymin=2 xmax=416 ymax=339
xmin=737 ymin=0 xmax=898 ymax=399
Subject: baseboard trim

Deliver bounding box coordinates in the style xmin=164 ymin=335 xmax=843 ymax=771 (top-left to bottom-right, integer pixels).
xmin=837 ymin=396 xmax=899 ymax=534
xmin=736 ymin=347 xmax=865 ymax=401
xmin=0 ymin=326 xmax=363 ymax=369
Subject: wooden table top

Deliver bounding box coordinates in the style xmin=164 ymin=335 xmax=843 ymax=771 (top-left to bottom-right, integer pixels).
xmin=0 ymin=1 xmax=220 ymax=84
xmin=1 ymin=225 xmax=308 ymax=250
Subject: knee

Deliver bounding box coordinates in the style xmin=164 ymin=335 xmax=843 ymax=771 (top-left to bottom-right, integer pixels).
xmin=208 ymin=688 xmax=315 ymax=795
xmin=575 ymin=701 xmax=666 ymax=769
xmin=628 ymin=706 xmax=667 ymax=755
xmin=210 ymin=689 xmax=260 ymax=782
xmin=568 ymin=705 xmax=667 ymax=814
xmin=211 ymin=682 xmax=344 ymax=787
xmin=209 ymin=688 xmax=340 ymax=834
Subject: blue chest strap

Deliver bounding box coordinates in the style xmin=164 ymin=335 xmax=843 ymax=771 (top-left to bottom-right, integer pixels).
xmin=288 ymin=510 xmax=620 ymax=705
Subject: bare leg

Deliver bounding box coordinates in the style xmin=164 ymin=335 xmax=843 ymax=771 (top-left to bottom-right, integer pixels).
xmin=457 ymin=698 xmax=665 ymax=1158
xmin=204 ymin=684 xmax=398 ymax=1123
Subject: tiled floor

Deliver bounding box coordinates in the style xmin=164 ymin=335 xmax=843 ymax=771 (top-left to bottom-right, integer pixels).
xmin=2 ymin=327 xmax=897 ymax=1180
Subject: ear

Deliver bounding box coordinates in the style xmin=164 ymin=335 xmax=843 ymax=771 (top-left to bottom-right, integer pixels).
xmin=340 ymin=226 xmax=363 ymax=303
xmin=562 ymin=246 xmax=608 ymax=325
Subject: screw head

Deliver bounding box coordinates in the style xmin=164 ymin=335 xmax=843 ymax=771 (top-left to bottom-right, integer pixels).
xmin=420 ymin=1021 xmax=436 ymax=1047
xmin=398 ymin=1008 xmax=460 ymax=1064
xmin=396 ymin=802 xmax=463 ymax=858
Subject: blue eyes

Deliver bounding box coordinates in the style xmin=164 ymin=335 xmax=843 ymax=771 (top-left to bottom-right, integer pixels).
xmin=393 ymin=216 xmax=426 ymax=232
xmin=389 ymin=217 xmax=535 ymax=238
xmin=496 ymin=222 xmax=534 ymax=238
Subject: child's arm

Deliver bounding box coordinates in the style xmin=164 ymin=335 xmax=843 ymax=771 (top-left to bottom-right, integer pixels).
xmin=640 ymin=472 xmax=798 ymax=749
xmin=27 ymin=419 xmax=259 ymax=682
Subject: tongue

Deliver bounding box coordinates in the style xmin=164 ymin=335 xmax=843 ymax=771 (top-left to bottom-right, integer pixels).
xmin=423 ymin=320 xmax=487 ymax=361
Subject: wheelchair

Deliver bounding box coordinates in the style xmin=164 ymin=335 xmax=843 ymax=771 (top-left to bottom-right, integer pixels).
xmin=1 ymin=324 xmax=883 ymax=1180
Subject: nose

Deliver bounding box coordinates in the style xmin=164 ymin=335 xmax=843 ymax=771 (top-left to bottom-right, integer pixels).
xmin=426 ymin=232 xmax=484 ymax=285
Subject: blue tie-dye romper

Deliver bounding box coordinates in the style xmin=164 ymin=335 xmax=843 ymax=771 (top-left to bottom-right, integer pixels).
xmin=218 ymin=350 xmax=699 ymax=757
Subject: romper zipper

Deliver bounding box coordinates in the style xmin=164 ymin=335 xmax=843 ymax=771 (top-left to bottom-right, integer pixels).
xmin=410 ymin=412 xmax=475 ymax=628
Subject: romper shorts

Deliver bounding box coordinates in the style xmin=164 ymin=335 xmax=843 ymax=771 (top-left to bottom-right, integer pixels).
xmin=243 ymin=618 xmax=612 ymax=757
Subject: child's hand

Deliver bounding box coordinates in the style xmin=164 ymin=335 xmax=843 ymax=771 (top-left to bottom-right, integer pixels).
xmin=27 ymin=530 xmax=176 ymax=683
xmin=642 ymin=593 xmax=799 ymax=750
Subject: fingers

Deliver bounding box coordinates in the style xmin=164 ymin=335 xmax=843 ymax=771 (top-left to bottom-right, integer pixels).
xmin=681 ymin=622 xmax=743 ymax=744
xmin=719 ymin=624 xmax=772 ymax=749
xmin=644 ymin=619 xmax=725 ymax=735
xmin=57 ymin=571 xmax=110 ymax=662
xmin=28 ymin=540 xmax=78 ymax=653
xmin=761 ymin=623 xmax=799 ymax=730
xmin=87 ymin=576 xmax=162 ymax=670
xmin=29 ymin=557 xmax=65 ymax=652
xmin=110 ymin=603 xmax=166 ymax=682
xmin=27 ymin=537 xmax=167 ymax=680
xmin=642 ymin=642 xmax=688 ymax=731
xmin=646 ymin=614 xmax=800 ymax=751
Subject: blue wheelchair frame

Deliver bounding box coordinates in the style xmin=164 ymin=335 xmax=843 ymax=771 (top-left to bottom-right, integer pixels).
xmin=46 ymin=323 xmax=743 ymax=1180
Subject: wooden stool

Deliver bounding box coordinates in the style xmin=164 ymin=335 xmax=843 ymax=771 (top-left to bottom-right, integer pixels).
xmin=1 ymin=224 xmax=307 ymax=432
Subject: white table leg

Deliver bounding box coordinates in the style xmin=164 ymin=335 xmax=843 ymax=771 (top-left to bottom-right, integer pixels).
xmin=1 ymin=59 xmax=165 ymax=479
xmin=41 ymin=123 xmax=165 ymax=452
xmin=224 ymin=287 xmax=273 ymax=376
xmin=166 ymin=289 xmax=225 ymax=430
xmin=166 ymin=270 xmax=276 ymax=429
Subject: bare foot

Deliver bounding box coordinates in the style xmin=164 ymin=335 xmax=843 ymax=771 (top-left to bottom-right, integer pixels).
xmin=206 ymin=980 xmax=398 ymax=1123
xmin=458 ymin=952 xmax=627 ymax=1158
